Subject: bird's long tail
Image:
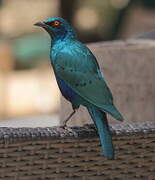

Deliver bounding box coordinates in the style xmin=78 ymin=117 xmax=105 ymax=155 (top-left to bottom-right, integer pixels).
xmin=87 ymin=106 xmax=114 ymax=160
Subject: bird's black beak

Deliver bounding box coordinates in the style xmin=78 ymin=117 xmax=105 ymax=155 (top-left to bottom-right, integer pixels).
xmin=34 ymin=22 xmax=46 ymax=27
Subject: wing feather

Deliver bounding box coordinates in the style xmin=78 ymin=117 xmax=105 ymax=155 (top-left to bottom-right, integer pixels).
xmin=52 ymin=43 xmax=123 ymax=121
xmin=54 ymin=50 xmax=114 ymax=107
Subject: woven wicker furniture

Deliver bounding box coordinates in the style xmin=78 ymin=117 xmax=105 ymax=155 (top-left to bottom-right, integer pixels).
xmin=0 ymin=122 xmax=155 ymax=180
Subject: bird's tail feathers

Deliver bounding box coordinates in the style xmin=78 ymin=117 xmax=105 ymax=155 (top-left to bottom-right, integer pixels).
xmin=87 ymin=106 xmax=114 ymax=160
xmin=102 ymin=105 xmax=124 ymax=121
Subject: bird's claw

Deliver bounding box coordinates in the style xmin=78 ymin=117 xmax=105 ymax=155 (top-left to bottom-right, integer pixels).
xmin=60 ymin=123 xmax=68 ymax=129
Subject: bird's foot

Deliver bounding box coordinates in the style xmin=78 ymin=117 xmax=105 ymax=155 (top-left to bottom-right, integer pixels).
xmin=60 ymin=121 xmax=68 ymax=129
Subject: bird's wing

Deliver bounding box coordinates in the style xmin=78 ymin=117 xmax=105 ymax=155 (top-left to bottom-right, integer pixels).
xmin=54 ymin=46 xmax=123 ymax=121
xmin=53 ymin=45 xmax=114 ymax=108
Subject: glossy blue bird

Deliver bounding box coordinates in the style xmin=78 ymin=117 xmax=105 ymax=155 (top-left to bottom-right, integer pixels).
xmin=34 ymin=17 xmax=123 ymax=160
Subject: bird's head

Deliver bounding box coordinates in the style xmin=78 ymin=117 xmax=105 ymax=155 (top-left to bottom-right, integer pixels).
xmin=34 ymin=17 xmax=76 ymax=41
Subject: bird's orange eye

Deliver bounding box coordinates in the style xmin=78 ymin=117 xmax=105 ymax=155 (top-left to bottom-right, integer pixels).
xmin=51 ymin=20 xmax=61 ymax=27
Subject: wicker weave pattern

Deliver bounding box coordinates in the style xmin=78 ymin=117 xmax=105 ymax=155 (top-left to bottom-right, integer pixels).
xmin=0 ymin=123 xmax=155 ymax=180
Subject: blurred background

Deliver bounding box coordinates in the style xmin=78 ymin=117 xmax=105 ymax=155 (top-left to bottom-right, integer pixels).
xmin=0 ymin=0 xmax=155 ymax=127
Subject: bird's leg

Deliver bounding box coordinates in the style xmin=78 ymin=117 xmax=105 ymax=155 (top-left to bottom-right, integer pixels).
xmin=62 ymin=109 xmax=76 ymax=128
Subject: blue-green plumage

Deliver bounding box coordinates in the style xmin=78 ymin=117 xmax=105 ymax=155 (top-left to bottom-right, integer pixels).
xmin=34 ymin=17 xmax=123 ymax=159
xmin=87 ymin=107 xmax=114 ymax=159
